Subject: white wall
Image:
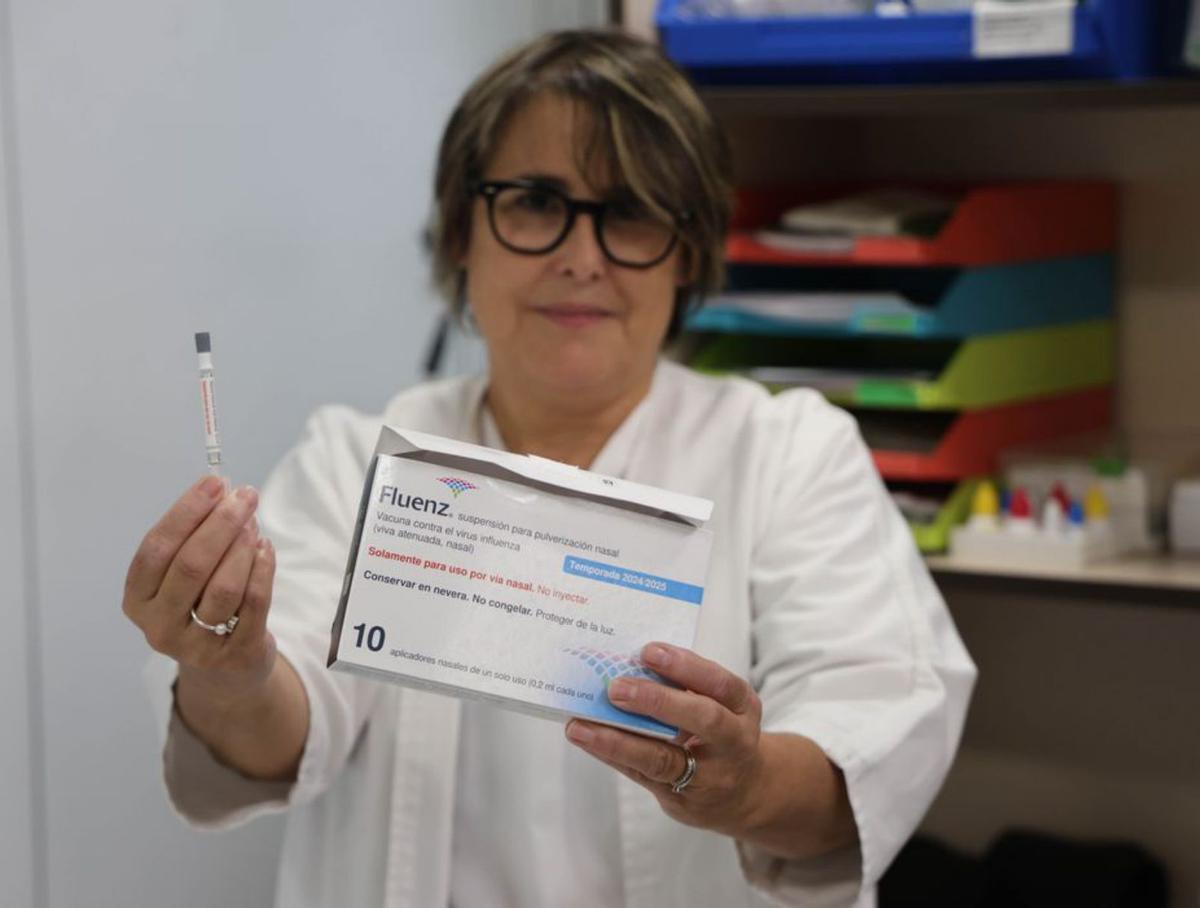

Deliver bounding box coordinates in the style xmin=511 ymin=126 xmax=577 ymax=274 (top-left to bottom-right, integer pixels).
xmin=0 ymin=8 xmax=36 ymax=900
xmin=2 ymin=2 xmax=602 ymax=906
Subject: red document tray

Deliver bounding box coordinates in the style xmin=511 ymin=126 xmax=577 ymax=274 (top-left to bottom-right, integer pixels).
xmin=861 ymin=386 xmax=1113 ymax=482
xmin=728 ymin=182 xmax=1116 ymax=268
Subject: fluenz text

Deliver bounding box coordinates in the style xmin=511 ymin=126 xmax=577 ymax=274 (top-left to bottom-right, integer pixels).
xmin=378 ymin=485 xmax=451 ymax=516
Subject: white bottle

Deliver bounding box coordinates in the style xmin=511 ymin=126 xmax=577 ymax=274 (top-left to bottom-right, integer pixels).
xmin=1041 ymin=498 xmax=1066 ymax=538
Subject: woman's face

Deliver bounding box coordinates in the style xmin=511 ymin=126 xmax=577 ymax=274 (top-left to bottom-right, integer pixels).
xmin=463 ymin=92 xmax=683 ymax=400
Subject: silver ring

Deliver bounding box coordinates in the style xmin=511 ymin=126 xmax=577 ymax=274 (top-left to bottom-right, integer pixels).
xmin=190 ymin=607 xmax=240 ymax=637
xmin=670 ymin=747 xmax=697 ymax=794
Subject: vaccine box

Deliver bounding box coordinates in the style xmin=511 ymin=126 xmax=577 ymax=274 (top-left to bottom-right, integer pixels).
xmin=327 ymin=426 xmax=714 ymax=739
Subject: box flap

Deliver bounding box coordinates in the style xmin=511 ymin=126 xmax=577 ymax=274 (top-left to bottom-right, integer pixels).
xmin=374 ymin=426 xmax=713 ymax=526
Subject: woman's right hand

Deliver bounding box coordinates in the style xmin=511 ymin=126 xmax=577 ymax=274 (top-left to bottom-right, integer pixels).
xmin=123 ymin=474 xmax=278 ymax=705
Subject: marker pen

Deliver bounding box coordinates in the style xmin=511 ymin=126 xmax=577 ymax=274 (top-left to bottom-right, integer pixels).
xmin=194 ymin=332 xmax=225 ymax=483
xmin=1006 ymin=487 xmax=1035 ymax=534
xmin=1066 ymin=500 xmax=1086 ymax=538
xmin=967 ymin=480 xmax=1000 ymax=531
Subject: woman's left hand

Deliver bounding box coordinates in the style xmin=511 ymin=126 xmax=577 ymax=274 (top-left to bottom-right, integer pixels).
xmin=565 ymin=642 xmax=768 ymax=838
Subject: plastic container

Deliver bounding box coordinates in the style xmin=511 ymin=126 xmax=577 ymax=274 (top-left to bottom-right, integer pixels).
xmin=688 ymin=254 xmax=1113 ymax=339
xmin=657 ymin=0 xmax=1181 ymax=85
xmin=1169 ymin=478 xmax=1200 ymax=552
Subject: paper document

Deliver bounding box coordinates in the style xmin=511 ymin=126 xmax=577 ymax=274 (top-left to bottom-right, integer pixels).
xmin=973 ymin=0 xmax=1075 ymax=59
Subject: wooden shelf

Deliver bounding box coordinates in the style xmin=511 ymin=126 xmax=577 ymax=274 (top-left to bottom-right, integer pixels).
xmin=699 ymin=79 xmax=1200 ymax=118
xmin=926 ymin=551 xmax=1200 ymax=604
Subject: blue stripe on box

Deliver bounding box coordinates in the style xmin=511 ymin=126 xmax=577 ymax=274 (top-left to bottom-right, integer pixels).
xmin=562 ymin=556 xmax=704 ymax=605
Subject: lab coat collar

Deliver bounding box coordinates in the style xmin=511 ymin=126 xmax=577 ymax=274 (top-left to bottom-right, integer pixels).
xmin=468 ymin=359 xmax=671 ymax=480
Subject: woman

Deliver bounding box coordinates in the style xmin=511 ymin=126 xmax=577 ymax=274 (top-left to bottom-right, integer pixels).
xmin=125 ymin=29 xmax=975 ymax=908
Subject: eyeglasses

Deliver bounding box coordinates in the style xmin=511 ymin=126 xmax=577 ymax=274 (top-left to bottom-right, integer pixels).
xmin=471 ymin=179 xmax=686 ymax=269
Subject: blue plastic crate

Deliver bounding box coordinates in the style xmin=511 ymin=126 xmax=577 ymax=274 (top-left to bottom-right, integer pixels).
xmin=657 ymin=0 xmax=1186 ymax=85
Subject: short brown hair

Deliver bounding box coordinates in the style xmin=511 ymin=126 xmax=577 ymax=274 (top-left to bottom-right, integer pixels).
xmin=429 ymin=28 xmax=733 ymax=339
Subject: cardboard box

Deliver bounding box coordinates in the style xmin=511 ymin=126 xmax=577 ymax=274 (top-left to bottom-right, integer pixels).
xmin=328 ymin=427 xmax=714 ymax=738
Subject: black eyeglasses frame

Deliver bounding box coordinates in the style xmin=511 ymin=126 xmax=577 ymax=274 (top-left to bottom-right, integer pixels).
xmin=470 ymin=178 xmax=688 ymax=270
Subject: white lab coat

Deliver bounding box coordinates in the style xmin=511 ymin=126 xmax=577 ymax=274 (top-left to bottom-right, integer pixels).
xmin=146 ymin=359 xmax=976 ymax=908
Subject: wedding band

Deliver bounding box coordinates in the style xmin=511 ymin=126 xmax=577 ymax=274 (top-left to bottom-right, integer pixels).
xmin=190 ymin=607 xmax=240 ymax=637
xmin=670 ymin=747 xmax=697 ymax=794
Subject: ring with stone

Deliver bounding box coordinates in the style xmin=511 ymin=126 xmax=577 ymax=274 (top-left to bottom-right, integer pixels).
xmin=190 ymin=607 xmax=240 ymax=637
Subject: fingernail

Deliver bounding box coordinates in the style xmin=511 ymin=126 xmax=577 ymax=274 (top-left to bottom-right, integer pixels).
xmin=235 ymin=486 xmax=259 ymax=508
xmin=200 ymin=475 xmax=224 ymax=499
xmin=566 ymin=721 xmax=594 ymax=745
xmin=608 ymin=679 xmax=634 ymax=702
xmin=642 ymin=644 xmax=671 ymax=669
